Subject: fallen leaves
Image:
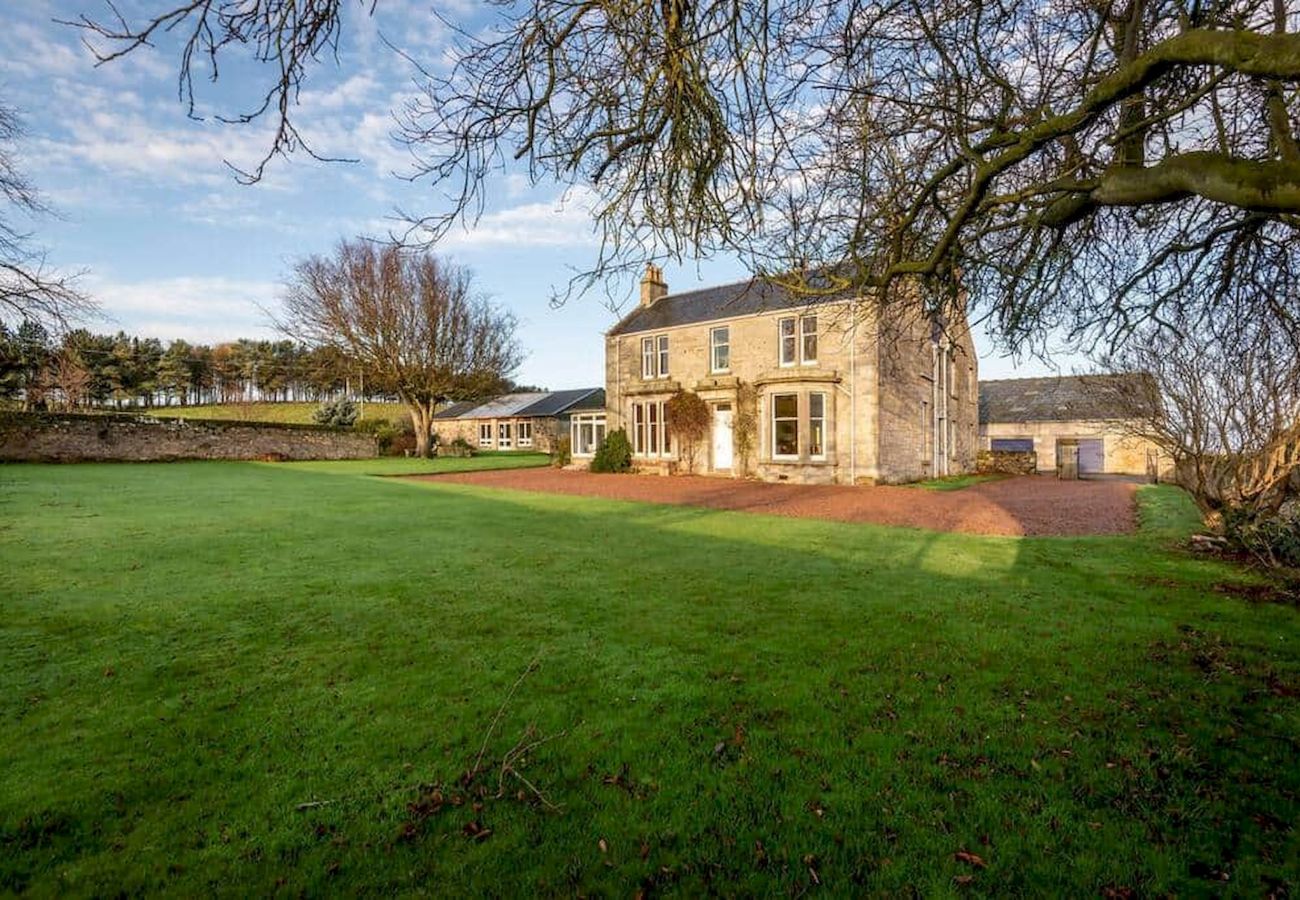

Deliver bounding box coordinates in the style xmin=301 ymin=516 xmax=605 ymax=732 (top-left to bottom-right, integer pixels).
xmin=954 ymin=849 xmax=988 ymax=869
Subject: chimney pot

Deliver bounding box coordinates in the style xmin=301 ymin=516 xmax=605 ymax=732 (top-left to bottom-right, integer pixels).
xmin=640 ymin=263 xmax=668 ymax=307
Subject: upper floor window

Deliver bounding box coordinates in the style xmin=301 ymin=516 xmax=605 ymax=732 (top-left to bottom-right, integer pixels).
xmin=801 ymin=316 xmax=818 ymax=364
xmin=710 ymin=326 xmax=730 ymax=373
xmin=641 ymin=334 xmax=670 ymax=379
xmin=779 ymin=315 xmax=818 ymax=366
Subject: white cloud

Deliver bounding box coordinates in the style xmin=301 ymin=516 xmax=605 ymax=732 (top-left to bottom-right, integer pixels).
xmin=84 ymin=274 xmax=281 ymax=343
xmin=439 ymin=189 xmax=600 ymax=249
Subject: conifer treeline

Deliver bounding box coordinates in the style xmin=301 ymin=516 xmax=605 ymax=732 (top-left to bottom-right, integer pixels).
xmin=0 ymin=321 xmax=370 ymax=410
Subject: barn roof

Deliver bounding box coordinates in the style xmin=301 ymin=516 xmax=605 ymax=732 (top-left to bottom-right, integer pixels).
xmin=978 ymin=374 xmax=1151 ymax=424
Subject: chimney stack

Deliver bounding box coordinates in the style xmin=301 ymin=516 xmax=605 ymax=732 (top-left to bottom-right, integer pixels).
xmin=639 ymin=263 xmax=668 ymax=308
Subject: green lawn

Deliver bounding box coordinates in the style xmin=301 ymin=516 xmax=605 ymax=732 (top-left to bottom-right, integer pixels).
xmin=164 ymin=401 xmax=409 ymax=425
xmin=281 ymin=452 xmax=550 ymax=477
xmin=908 ymin=473 xmax=1009 ymax=491
xmin=1 ymin=463 xmax=1296 ymax=896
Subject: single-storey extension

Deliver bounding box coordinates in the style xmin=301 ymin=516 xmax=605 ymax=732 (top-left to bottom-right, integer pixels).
xmin=979 ymin=374 xmax=1168 ymax=477
xmin=433 ymin=388 xmax=605 ymax=454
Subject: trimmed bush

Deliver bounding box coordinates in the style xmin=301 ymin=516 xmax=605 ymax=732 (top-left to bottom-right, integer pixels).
xmin=442 ymin=436 xmax=476 ymax=458
xmin=589 ymin=428 xmax=632 ymax=473
xmin=313 ymin=398 xmax=359 ymax=428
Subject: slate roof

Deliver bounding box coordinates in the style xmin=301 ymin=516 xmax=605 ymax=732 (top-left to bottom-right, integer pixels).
xmin=979 ymin=374 xmax=1151 ymax=424
xmin=434 ymin=388 xmax=605 ymax=421
xmin=515 ymin=388 xmax=605 ymax=417
xmin=608 ymin=276 xmax=851 ymax=336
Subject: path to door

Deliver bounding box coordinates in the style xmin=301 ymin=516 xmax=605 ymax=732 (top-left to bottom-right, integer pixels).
xmin=407 ymin=470 xmax=1138 ymax=536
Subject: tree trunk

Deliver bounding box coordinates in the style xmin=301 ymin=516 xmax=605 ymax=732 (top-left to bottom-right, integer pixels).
xmin=409 ymin=402 xmax=434 ymax=457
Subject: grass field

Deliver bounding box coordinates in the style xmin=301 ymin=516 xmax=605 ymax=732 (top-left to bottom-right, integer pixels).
xmin=164 ymin=401 xmax=409 ymax=424
xmin=1 ymin=461 xmax=1296 ymax=895
xmin=282 ymin=452 xmax=550 ymax=477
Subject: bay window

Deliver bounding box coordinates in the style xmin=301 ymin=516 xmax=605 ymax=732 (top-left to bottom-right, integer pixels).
xmin=809 ymin=392 xmax=826 ymax=459
xmin=632 ymin=399 xmax=669 ymax=457
xmin=772 ymin=393 xmax=799 ymax=458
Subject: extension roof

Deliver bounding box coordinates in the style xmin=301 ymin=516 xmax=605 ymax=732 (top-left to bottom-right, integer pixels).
xmin=433 ymin=388 xmax=604 ymax=421
xmin=978 ymin=374 xmax=1151 ymax=424
xmin=608 ymin=276 xmax=852 ymax=336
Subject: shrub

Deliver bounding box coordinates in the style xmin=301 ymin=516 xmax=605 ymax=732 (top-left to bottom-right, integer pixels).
xmin=443 ymin=436 xmax=475 ymax=458
xmin=313 ymin=398 xmax=359 ymax=428
xmin=355 ymin=415 xmax=415 ymax=455
xmin=589 ymin=428 xmax=632 ymax=473
xmin=1222 ymin=501 xmax=1300 ymax=569
xmin=666 ymin=389 xmax=710 ymax=471
xmin=551 ymin=434 xmax=571 ymax=468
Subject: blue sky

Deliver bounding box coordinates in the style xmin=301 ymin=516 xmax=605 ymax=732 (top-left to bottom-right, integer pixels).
xmin=3 ymin=0 xmax=1082 ymax=389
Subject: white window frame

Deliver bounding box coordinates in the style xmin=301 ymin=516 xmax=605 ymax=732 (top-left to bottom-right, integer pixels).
xmin=641 ymin=337 xmax=657 ymax=379
xmin=517 ymin=421 xmax=533 ymax=448
xmin=801 ymin=315 xmax=818 ymax=365
xmin=778 ymin=317 xmax=797 ymax=367
xmin=771 ymin=393 xmax=800 ymax=460
xmin=497 ymin=421 xmax=513 ymax=449
xmin=478 ymin=422 xmax=493 ymax=448
xmin=657 ymin=334 xmax=670 ymax=378
xmin=632 ymin=400 xmax=670 ymax=458
xmin=809 ymin=392 xmax=827 ymax=460
xmin=570 ymin=413 xmax=606 ymax=457
xmin=710 ymin=326 xmax=730 ymax=373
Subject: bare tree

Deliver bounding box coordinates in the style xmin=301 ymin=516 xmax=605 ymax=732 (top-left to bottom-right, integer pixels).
xmin=1092 ymin=324 xmax=1300 ymax=514
xmin=74 ymin=1 xmax=1300 ymax=353
xmin=1 ymin=104 xmax=92 ymax=329
xmin=279 ymin=240 xmax=522 ymax=457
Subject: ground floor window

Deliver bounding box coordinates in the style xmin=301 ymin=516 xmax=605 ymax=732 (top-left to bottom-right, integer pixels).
xmin=809 ymin=392 xmax=826 ymax=459
xmin=772 ymin=393 xmax=799 ymax=459
xmin=478 ymin=423 xmax=493 ymax=448
xmin=517 ymin=421 xmax=533 ymax=447
xmin=991 ymin=437 xmax=1033 ymax=452
xmin=571 ymin=412 xmax=606 ymax=457
xmin=498 ymin=422 xmax=513 ymax=449
xmin=769 ymin=391 xmax=829 ymax=461
xmin=632 ymin=399 xmax=669 ymax=457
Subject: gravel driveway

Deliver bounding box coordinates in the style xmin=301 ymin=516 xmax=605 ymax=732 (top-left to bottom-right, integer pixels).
xmin=408 ymin=469 xmax=1138 ymax=536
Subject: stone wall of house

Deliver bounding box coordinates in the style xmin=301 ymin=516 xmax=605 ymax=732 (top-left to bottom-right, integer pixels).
xmin=431 ymin=416 xmax=559 ymax=453
xmin=0 ymin=413 xmax=378 ymax=462
xmin=875 ymin=311 xmax=980 ymax=484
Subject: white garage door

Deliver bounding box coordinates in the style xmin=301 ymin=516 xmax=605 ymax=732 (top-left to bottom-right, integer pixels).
xmin=1078 ymin=439 xmax=1104 ymax=474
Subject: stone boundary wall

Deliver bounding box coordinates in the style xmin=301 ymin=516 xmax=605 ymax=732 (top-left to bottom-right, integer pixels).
xmin=977 ymin=449 xmax=1037 ymax=476
xmin=0 ymin=412 xmax=378 ymax=462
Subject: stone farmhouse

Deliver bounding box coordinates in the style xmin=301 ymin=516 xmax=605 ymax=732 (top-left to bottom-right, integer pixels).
xmin=432 ymin=388 xmax=605 ymax=454
xmin=599 ymin=265 xmax=979 ymax=484
xmin=979 ymin=374 xmax=1168 ymax=477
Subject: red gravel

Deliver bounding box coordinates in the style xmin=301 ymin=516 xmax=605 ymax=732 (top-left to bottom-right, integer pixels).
xmin=409 ymin=469 xmax=1137 ymax=536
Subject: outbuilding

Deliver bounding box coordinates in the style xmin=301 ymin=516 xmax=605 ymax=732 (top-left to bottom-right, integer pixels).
xmin=979 ymin=374 xmax=1168 ymax=477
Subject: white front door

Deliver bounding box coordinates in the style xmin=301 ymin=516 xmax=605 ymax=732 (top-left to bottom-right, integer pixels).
xmin=712 ymin=404 xmax=734 ymax=470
